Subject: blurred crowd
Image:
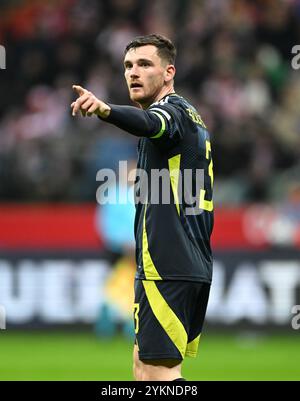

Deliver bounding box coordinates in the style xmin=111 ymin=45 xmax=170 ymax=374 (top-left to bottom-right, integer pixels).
xmin=0 ymin=0 xmax=300 ymax=204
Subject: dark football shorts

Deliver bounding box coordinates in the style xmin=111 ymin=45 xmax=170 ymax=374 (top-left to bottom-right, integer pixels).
xmin=133 ymin=279 xmax=211 ymax=361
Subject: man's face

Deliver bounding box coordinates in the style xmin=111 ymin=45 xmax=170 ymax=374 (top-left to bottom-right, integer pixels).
xmin=124 ymin=45 xmax=169 ymax=108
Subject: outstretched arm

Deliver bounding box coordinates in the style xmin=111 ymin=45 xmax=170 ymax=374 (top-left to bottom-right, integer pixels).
xmin=71 ymin=85 xmax=162 ymax=138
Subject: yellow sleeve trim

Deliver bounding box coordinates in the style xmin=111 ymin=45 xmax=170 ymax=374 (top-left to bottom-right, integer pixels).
xmin=150 ymin=112 xmax=166 ymax=139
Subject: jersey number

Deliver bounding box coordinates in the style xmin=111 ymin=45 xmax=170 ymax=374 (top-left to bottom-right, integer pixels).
xmin=199 ymin=140 xmax=214 ymax=212
xmin=133 ymin=303 xmax=140 ymax=334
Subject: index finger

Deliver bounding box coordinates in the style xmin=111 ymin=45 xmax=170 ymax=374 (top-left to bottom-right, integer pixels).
xmin=72 ymin=85 xmax=87 ymax=96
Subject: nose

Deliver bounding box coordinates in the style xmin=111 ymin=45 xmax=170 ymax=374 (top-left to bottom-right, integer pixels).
xmin=130 ymin=64 xmax=140 ymax=78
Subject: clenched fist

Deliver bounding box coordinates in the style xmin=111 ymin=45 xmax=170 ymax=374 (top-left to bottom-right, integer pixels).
xmin=71 ymin=85 xmax=111 ymax=118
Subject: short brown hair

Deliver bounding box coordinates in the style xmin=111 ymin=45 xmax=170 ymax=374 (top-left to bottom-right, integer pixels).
xmin=125 ymin=34 xmax=176 ymax=65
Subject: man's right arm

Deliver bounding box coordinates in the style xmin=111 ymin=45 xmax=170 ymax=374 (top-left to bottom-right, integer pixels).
xmin=71 ymin=85 xmax=163 ymax=138
xmin=100 ymin=104 xmax=163 ymax=138
xmin=71 ymin=85 xmax=182 ymax=145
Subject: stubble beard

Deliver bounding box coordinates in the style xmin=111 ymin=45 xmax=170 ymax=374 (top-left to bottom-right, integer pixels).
xmin=130 ymin=90 xmax=153 ymax=109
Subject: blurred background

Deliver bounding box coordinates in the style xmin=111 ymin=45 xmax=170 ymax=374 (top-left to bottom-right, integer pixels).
xmin=0 ymin=0 xmax=300 ymax=380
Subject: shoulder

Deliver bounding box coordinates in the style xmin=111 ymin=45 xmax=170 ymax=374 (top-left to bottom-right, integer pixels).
xmin=167 ymin=95 xmax=207 ymax=130
xmin=149 ymin=94 xmax=190 ymax=122
xmin=150 ymin=93 xmax=189 ymax=109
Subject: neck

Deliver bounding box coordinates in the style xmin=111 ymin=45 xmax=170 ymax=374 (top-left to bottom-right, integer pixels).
xmin=140 ymin=85 xmax=175 ymax=110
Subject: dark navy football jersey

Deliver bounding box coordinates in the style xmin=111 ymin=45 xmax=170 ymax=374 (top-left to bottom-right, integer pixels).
xmin=134 ymin=93 xmax=214 ymax=283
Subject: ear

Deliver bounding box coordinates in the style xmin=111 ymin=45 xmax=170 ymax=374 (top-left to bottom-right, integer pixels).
xmin=164 ymin=64 xmax=176 ymax=83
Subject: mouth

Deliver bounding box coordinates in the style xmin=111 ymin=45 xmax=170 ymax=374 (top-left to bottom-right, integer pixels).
xmin=130 ymin=82 xmax=143 ymax=89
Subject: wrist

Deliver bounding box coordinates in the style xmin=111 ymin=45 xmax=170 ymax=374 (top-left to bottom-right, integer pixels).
xmin=98 ymin=103 xmax=111 ymax=119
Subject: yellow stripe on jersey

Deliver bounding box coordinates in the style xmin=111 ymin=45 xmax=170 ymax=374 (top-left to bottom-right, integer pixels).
xmin=185 ymin=334 xmax=201 ymax=357
xmin=150 ymin=112 xmax=166 ymax=138
xmin=199 ymin=140 xmax=213 ymax=212
xmin=168 ymin=154 xmax=181 ymax=215
xmin=142 ymin=280 xmax=188 ymax=359
xmin=142 ymin=204 xmax=162 ymax=280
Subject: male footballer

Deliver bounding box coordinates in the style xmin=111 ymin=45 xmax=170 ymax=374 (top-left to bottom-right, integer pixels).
xmin=71 ymin=34 xmax=214 ymax=381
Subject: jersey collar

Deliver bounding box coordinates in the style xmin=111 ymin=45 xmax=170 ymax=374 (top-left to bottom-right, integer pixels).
xmin=150 ymin=92 xmax=177 ymax=107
